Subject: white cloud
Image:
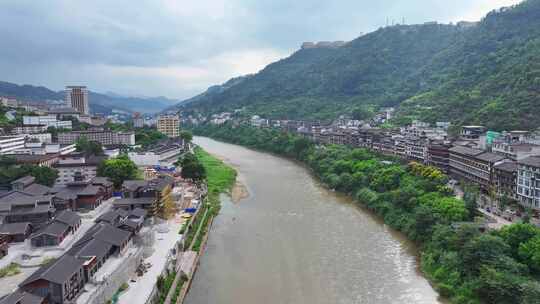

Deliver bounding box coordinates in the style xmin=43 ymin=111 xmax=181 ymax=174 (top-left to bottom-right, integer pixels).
xmin=450 ymin=0 xmax=523 ymax=22
xmin=0 ymin=0 xmax=526 ymax=99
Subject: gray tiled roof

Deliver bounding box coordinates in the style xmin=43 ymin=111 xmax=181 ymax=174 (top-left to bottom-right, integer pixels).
xmin=69 ymin=238 xmax=111 ymax=261
xmin=0 ymin=222 xmax=31 ymax=235
xmin=11 ymin=176 xmax=35 ymax=187
xmin=113 ymin=197 xmax=155 ymax=207
xmin=129 ymin=208 xmax=147 ymax=219
xmin=32 ymin=222 xmax=69 ymax=238
xmin=519 ymin=156 xmax=540 ymax=168
xmin=493 ymin=161 xmax=518 ymax=173
xmin=22 ymin=183 xmax=52 ymax=196
xmin=54 ymin=210 xmax=81 ymax=227
xmin=78 ymin=185 xmax=102 ymax=196
xmin=122 ymin=180 xmax=149 ymax=192
xmin=449 ymin=146 xmax=484 ymax=156
xmin=0 ymin=290 xmax=45 ymax=304
xmin=93 ymin=224 xmax=131 ymax=246
xmin=95 ymin=210 xmax=124 ymax=224
xmin=475 ymin=152 xmax=506 ymax=163
xmin=91 ymin=177 xmax=113 ymax=187
xmin=20 ymin=254 xmax=86 ymax=286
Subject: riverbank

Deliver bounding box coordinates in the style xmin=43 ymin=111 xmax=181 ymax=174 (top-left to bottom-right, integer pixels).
xmin=189 ymin=124 xmax=540 ymax=304
xmin=175 ymin=147 xmax=237 ymax=302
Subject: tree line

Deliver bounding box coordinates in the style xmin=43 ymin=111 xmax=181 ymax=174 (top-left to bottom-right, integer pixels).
xmin=191 ymin=123 xmax=540 ymax=304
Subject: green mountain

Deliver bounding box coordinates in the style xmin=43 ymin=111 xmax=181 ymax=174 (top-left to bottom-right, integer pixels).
xmin=177 ymin=0 xmax=540 ymax=130
xmin=0 ymin=81 xmax=177 ymax=114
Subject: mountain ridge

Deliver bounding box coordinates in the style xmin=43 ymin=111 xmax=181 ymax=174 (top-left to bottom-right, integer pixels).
xmin=175 ymin=0 xmax=540 ymax=130
xmin=0 ymin=80 xmax=177 ymax=114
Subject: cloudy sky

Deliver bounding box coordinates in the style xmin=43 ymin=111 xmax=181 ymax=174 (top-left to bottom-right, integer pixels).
xmin=0 ymin=0 xmax=522 ymax=100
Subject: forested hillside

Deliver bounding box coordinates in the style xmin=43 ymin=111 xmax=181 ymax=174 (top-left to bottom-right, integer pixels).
xmin=177 ymin=0 xmax=540 ymax=130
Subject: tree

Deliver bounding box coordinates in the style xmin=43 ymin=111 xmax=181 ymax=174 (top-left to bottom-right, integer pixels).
xmin=25 ymin=166 xmax=59 ymax=187
xmin=498 ymin=223 xmax=539 ymax=259
xmin=292 ymin=137 xmax=312 ymax=159
xmin=519 ymin=235 xmax=540 ymax=273
xmin=97 ymin=155 xmax=138 ymax=188
xmin=179 ymin=130 xmax=193 ymax=143
xmin=75 ymin=137 xmax=104 ymax=156
xmin=178 ymin=153 xmax=206 ymax=182
xmin=461 ymin=234 xmax=510 ymax=275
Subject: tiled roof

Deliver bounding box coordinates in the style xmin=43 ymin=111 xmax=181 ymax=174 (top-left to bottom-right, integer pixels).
xmin=0 ymin=290 xmax=45 ymax=304
xmin=475 ymin=152 xmax=506 ymax=163
xmin=22 ymin=183 xmax=52 ymax=196
xmin=113 ymin=197 xmax=155 ymax=207
xmin=32 ymin=221 xmax=69 ymax=238
xmin=493 ymin=161 xmax=518 ymax=173
xmin=519 ymin=156 xmax=540 ymax=168
xmin=449 ymin=146 xmax=484 ymax=156
xmin=0 ymin=222 xmax=31 ymax=235
xmin=54 ymin=210 xmax=81 ymax=227
xmin=93 ymin=223 xmax=131 ymax=247
xmin=20 ymin=254 xmax=86 ymax=286
xmin=11 ymin=176 xmax=35 ymax=186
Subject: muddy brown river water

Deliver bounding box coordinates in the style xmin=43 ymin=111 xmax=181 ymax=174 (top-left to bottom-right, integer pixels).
xmin=185 ymin=137 xmax=442 ymax=304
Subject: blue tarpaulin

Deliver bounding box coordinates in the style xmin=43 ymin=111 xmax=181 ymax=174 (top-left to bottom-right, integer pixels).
xmin=184 ymin=208 xmax=197 ymax=213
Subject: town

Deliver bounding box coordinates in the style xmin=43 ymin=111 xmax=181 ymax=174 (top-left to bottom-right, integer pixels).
xmin=0 ymin=87 xmax=214 ymax=304
xmin=192 ymin=109 xmax=540 ymax=225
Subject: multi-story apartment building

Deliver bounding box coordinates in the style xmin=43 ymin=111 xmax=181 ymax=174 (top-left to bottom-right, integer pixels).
xmin=426 ymin=140 xmax=452 ymax=172
xmin=492 ymin=160 xmax=518 ymax=199
xmin=157 ymin=115 xmax=180 ymax=138
xmin=54 ymin=153 xmax=108 ymax=185
xmin=133 ymin=112 xmax=144 ymax=128
xmin=449 ymin=146 xmax=506 ymax=191
xmin=65 ymin=86 xmax=89 ymax=115
xmin=57 ymin=129 xmax=135 ymax=146
xmin=0 ymin=135 xmax=26 ymax=155
xmin=460 ymin=126 xmax=486 ymax=139
xmin=405 ymin=137 xmax=427 ymax=162
xmin=516 ymin=156 xmax=540 ymax=209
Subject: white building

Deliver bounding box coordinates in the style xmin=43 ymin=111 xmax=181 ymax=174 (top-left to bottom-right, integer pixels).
xmin=12 ymin=125 xmax=48 ymax=135
xmin=54 ymin=153 xmax=108 ymax=185
xmin=23 ymin=115 xmax=73 ymax=129
xmin=517 ymin=156 xmax=540 ymax=210
xmin=128 ymin=142 xmax=184 ymax=167
xmin=11 ymin=142 xmax=76 ymax=156
xmin=25 ymin=133 xmax=53 ymax=144
xmin=0 ymin=135 xmax=26 ymax=155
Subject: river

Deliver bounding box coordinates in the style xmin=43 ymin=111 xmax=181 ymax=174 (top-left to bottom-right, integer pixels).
xmin=185 ymin=137 xmax=442 ymax=304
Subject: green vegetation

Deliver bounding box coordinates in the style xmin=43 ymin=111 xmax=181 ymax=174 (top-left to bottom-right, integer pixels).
xmin=0 ymin=155 xmax=58 ymax=187
xmin=179 ymin=130 xmax=193 ymax=143
xmin=135 ymin=127 xmax=167 ymax=148
xmin=75 ymin=136 xmax=104 ymax=155
xmin=170 ymin=276 xmax=185 ymax=303
xmin=118 ymin=282 xmax=129 ymax=292
xmin=182 ymin=147 xmax=236 ymax=251
xmin=97 ymin=154 xmax=139 ymax=188
xmin=194 ymin=147 xmax=236 ymax=214
xmin=177 ymin=152 xmax=207 ymax=183
xmin=0 ymin=263 xmax=21 ymax=278
xmin=156 ymin=271 xmax=176 ymax=304
xmin=179 ymin=0 xmax=540 ymax=130
xmin=193 ymin=124 xmax=540 ymax=304
xmin=192 ymin=210 xmax=212 ymax=252
xmin=40 ymin=257 xmax=56 ymax=265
